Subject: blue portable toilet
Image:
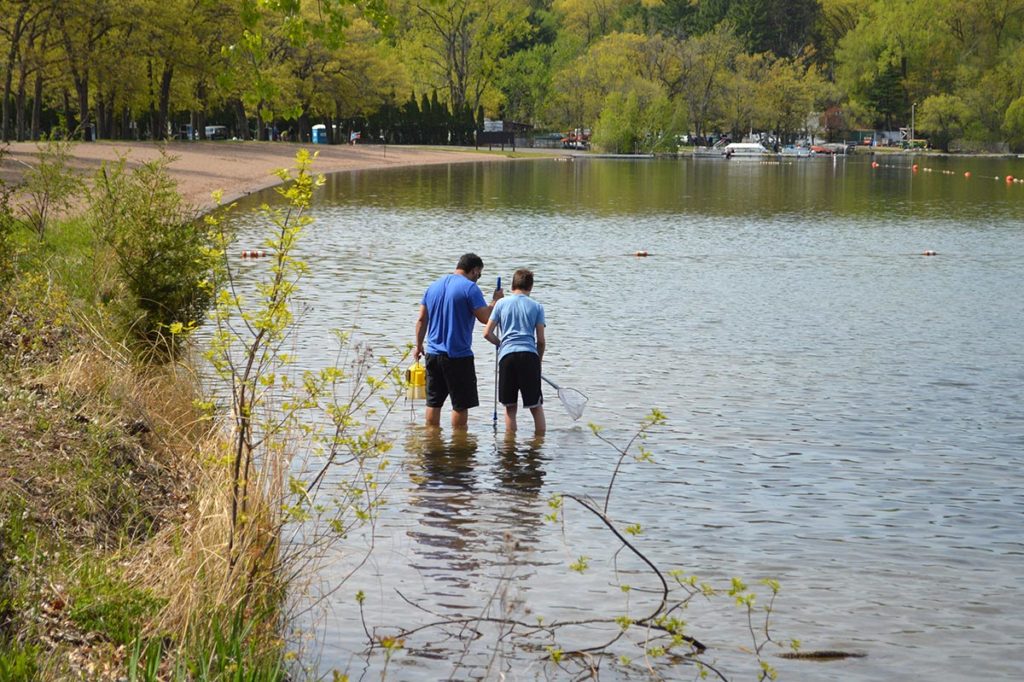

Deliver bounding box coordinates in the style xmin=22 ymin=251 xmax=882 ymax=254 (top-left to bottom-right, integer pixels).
xmin=312 ymin=124 xmax=327 ymax=144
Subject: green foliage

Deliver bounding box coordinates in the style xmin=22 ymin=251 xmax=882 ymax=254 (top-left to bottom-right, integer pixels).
xmin=0 ymin=168 xmax=17 ymax=294
xmin=0 ymin=642 xmax=38 ymax=682
xmin=89 ymin=153 xmax=220 ymax=351
xmin=68 ymin=561 xmax=166 ymax=645
xmin=5 ymin=0 xmax=1024 ymax=148
xmin=18 ymin=139 xmax=82 ymax=242
xmin=1004 ymin=95 xmax=1024 ymax=151
xmin=204 ymin=149 xmax=403 ymax=615
xmin=919 ymin=93 xmax=970 ymax=152
xmin=181 ymin=605 xmax=285 ymax=681
xmin=498 ymin=45 xmax=553 ymax=123
xmin=593 ymin=91 xmax=641 ymax=153
xmin=719 ymin=0 xmax=822 ymax=58
xmin=0 ymin=498 xmax=35 ymax=640
xmin=126 ymin=605 xmax=285 ymax=682
xmin=864 ymin=61 xmax=905 ymax=130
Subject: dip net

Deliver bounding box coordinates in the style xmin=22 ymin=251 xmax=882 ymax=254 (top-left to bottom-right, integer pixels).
xmin=554 ymin=385 xmax=588 ymax=421
xmin=542 ymin=375 xmax=588 ymax=421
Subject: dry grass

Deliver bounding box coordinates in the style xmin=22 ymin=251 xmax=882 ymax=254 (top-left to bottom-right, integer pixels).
xmin=1 ymin=275 xmax=286 ymax=679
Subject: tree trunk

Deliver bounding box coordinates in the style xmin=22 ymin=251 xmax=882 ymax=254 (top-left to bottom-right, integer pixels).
xmin=122 ymin=106 xmax=132 ymax=140
xmin=74 ymin=75 xmax=90 ymax=140
xmin=97 ymin=90 xmax=114 ymax=140
xmin=15 ymin=63 xmax=27 ymax=142
xmin=298 ymin=107 xmax=310 ymax=144
xmin=31 ymin=72 xmax=41 ymax=140
xmin=147 ymin=58 xmax=156 ymax=139
xmin=230 ymin=98 xmax=248 ymax=140
xmin=96 ymin=98 xmax=107 ymax=140
xmin=62 ymin=88 xmax=74 ymax=134
xmin=196 ymin=80 xmax=208 ymax=139
xmin=1 ymin=8 xmax=28 ymax=142
xmin=2 ymin=45 xmax=16 ymax=141
xmin=157 ymin=63 xmax=173 ymax=140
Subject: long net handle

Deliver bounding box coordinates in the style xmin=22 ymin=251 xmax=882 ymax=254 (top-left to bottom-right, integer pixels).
xmin=493 ymin=276 xmax=501 ymax=425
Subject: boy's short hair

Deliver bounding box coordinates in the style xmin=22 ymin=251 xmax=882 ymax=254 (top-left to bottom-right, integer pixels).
xmin=457 ymin=253 xmax=484 ymax=272
xmin=512 ymin=268 xmax=534 ymax=291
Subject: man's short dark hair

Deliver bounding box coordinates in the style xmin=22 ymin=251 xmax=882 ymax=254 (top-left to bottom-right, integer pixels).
xmin=512 ymin=268 xmax=533 ymax=291
xmin=457 ymin=253 xmax=484 ymax=272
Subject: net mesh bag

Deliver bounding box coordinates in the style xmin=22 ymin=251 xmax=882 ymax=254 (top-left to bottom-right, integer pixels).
xmin=557 ymin=387 xmax=588 ymax=421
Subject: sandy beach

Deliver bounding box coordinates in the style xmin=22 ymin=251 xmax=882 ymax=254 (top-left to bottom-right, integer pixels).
xmin=1 ymin=140 xmax=512 ymax=211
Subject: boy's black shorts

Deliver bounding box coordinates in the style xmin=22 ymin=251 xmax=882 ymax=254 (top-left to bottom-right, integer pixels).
xmin=425 ymin=353 xmax=479 ymax=410
xmin=498 ymin=352 xmax=543 ymax=408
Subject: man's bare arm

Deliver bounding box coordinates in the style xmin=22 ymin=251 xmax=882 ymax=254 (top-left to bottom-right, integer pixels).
xmin=414 ymin=304 xmax=428 ymax=360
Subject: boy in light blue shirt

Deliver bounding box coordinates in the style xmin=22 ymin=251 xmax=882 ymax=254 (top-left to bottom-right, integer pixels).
xmin=483 ymin=269 xmax=546 ymax=435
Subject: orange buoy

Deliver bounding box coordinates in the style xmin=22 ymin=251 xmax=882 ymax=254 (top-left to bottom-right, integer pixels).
xmin=871 ymin=161 xmax=879 ymax=168
xmin=922 ymin=250 xmax=938 ymax=256
xmin=1006 ymin=175 xmax=1015 ymax=183
xmin=912 ymin=164 xmax=919 ymax=172
xmin=635 ymin=250 xmax=649 ymax=257
xmin=964 ymin=171 xmax=971 ymax=178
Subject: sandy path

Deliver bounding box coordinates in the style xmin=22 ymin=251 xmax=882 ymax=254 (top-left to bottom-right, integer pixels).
xmin=1 ymin=140 xmax=512 ymax=211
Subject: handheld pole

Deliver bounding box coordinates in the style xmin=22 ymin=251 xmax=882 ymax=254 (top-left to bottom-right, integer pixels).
xmin=493 ymin=276 xmax=501 ymax=428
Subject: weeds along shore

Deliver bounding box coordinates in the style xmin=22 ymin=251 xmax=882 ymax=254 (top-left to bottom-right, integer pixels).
xmin=0 ymin=142 xmax=293 ymax=680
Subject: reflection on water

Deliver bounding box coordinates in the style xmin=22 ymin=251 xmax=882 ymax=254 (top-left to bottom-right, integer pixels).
xmin=224 ymin=157 xmax=1024 ymax=681
xmin=494 ymin=433 xmax=547 ymax=494
xmin=405 ymin=430 xmax=483 ymax=594
xmin=402 ymin=430 xmax=549 ymax=600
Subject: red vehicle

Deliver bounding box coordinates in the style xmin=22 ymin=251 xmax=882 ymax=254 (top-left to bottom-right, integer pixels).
xmin=561 ymin=128 xmax=591 ymax=150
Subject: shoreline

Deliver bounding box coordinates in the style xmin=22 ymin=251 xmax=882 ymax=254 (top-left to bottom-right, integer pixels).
xmin=7 ymin=140 xmax=1013 ymax=210
xmin=1 ymin=140 xmax=523 ymax=211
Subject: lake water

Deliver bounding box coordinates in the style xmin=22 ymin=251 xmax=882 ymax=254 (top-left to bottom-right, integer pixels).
xmin=224 ymin=154 xmax=1024 ymax=680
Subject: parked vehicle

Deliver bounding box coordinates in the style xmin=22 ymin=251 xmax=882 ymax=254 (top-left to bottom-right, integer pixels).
xmin=204 ymin=125 xmax=229 ymax=140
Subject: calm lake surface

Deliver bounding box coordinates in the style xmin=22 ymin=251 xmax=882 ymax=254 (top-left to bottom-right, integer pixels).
xmin=224 ymin=154 xmax=1023 ymax=680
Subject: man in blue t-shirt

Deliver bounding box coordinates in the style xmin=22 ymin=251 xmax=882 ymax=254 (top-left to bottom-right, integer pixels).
xmin=414 ymin=253 xmax=503 ymax=429
xmin=483 ymin=268 xmax=546 ymax=435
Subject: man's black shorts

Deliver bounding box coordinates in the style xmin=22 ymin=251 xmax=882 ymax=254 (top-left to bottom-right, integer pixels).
xmin=498 ymin=352 xmax=543 ymax=408
xmin=425 ymin=353 xmax=479 ymax=410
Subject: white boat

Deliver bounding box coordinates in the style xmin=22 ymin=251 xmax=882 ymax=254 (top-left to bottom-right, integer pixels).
xmin=781 ymin=145 xmax=812 ymax=157
xmin=722 ymin=142 xmax=773 ymax=157
xmin=692 ymin=146 xmax=724 ymax=157
xmin=692 ymin=140 xmax=729 ymax=157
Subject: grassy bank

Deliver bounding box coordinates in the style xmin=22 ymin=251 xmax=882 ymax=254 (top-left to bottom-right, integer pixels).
xmin=1 ymin=151 xmax=286 ymax=680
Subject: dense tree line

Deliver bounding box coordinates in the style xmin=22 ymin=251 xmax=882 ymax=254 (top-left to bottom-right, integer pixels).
xmin=3 ymin=0 xmax=1024 ymax=152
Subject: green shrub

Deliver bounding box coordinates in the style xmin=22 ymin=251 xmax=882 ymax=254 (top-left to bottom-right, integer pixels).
xmin=68 ymin=560 xmax=166 ymax=646
xmin=90 ymin=154 xmax=221 ymax=352
xmin=125 ymin=606 xmax=286 ymax=682
xmin=0 ymin=641 xmax=38 ymax=681
xmin=19 ymin=139 xmax=82 ymax=242
xmin=0 ymin=169 xmax=17 ymax=294
xmin=182 ymin=605 xmax=285 ymax=682
xmin=0 ymin=498 xmax=37 ymax=681
xmin=593 ymin=91 xmax=642 ymax=154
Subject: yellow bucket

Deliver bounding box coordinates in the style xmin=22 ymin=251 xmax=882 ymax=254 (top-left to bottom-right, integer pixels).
xmin=406 ymin=361 xmax=426 ymax=399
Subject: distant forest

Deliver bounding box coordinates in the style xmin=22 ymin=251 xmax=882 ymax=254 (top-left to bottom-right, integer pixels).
xmin=3 ymin=0 xmax=1024 ymax=152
